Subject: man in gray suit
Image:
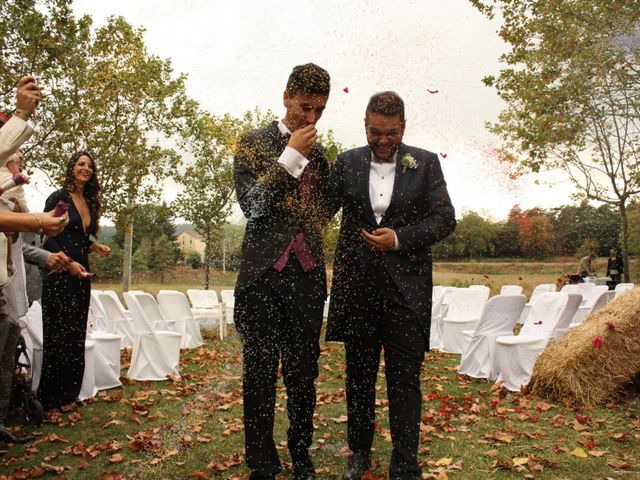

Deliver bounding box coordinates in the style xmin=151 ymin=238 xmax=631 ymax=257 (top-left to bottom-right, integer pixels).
xmin=327 ymin=92 xmax=456 ymax=480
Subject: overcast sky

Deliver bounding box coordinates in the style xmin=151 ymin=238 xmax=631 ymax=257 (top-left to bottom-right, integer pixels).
xmin=27 ymin=0 xmax=578 ymax=222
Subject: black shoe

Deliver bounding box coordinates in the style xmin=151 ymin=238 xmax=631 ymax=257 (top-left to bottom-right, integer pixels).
xmin=0 ymin=425 xmax=34 ymax=444
xmin=343 ymin=451 xmax=371 ymax=480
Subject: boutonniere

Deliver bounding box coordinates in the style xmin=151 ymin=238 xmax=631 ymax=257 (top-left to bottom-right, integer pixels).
xmin=400 ymin=153 xmax=418 ymax=172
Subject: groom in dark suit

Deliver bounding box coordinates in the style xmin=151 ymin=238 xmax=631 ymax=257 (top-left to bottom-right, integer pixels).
xmin=233 ymin=63 xmax=332 ymax=480
xmin=326 ymin=91 xmax=456 ymax=480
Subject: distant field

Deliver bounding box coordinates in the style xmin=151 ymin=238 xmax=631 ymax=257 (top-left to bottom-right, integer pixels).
xmin=95 ymin=258 xmax=637 ymax=299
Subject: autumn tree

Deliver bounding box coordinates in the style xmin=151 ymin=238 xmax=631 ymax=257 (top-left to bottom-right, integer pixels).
xmin=173 ymin=110 xmax=271 ymax=289
xmin=471 ymin=0 xmax=640 ymax=281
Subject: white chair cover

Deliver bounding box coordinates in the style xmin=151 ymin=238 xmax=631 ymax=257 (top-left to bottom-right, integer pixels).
xmin=96 ymin=293 xmax=136 ymax=349
xmin=458 ymin=294 xmax=526 ymax=379
xmin=428 ymin=286 xmax=449 ymax=350
xmin=187 ymin=289 xmax=223 ymax=329
xmin=560 ymin=284 xmax=580 ymax=293
xmin=79 ymin=339 xmax=98 ymax=401
xmin=123 ymin=292 xmax=181 ymax=381
xmin=493 ymin=292 xmax=578 ymax=391
xmin=500 ymin=285 xmax=523 ymax=295
xmin=570 ymin=286 xmax=613 ymax=325
xmin=103 ymin=290 xmax=132 ymax=319
xmin=87 ymin=324 xmax=123 ymax=391
xmin=220 ymin=289 xmax=235 ymax=325
xmin=22 ymin=301 xmax=43 ymax=392
xmin=131 ymin=292 xmax=187 ymax=340
xmin=440 ymin=287 xmax=490 ymax=354
xmin=89 ymin=290 xmax=110 ymax=332
xmin=614 ymin=283 xmax=634 ymax=297
xmin=157 ymin=290 xmax=204 ymax=348
xmin=518 ymin=283 xmax=557 ymax=323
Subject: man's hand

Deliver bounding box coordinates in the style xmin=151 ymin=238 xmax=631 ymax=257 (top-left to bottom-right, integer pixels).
xmin=287 ymin=124 xmax=317 ymax=158
xmin=40 ymin=210 xmax=69 ymax=236
xmin=16 ymin=76 xmax=41 ymax=118
xmin=68 ymin=260 xmax=87 ymax=279
xmin=361 ymin=228 xmax=396 ymax=252
xmin=46 ymin=251 xmax=69 ymax=272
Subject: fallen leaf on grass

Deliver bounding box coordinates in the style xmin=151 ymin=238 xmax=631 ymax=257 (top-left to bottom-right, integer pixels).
xmin=101 ymin=473 xmax=125 ymax=480
xmin=588 ymin=450 xmax=608 ymax=457
xmin=331 ymin=415 xmax=348 ymax=424
xmin=570 ymin=447 xmax=588 ymax=458
xmin=109 ymin=453 xmax=124 ymax=463
xmin=434 ymin=457 xmax=452 ymax=467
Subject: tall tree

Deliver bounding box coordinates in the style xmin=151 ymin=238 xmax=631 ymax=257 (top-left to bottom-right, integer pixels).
xmin=113 ymin=202 xmax=179 ymax=257
xmin=471 ymin=0 xmax=640 ymax=281
xmin=173 ymin=110 xmax=271 ymax=289
xmin=1 ymin=2 xmax=191 ymax=219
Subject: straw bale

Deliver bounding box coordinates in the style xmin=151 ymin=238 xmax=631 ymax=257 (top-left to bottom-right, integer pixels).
xmin=528 ymin=288 xmax=640 ymax=407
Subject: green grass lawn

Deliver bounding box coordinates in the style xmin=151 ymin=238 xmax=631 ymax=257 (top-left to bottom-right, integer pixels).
xmin=2 ymin=326 xmax=638 ymax=479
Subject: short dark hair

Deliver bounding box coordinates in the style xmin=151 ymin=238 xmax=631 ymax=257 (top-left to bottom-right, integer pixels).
xmin=366 ymin=91 xmax=405 ymax=122
xmin=286 ymin=63 xmax=331 ymax=96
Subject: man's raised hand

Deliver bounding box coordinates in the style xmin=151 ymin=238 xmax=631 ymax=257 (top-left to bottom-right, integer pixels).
xmin=16 ymin=76 xmax=41 ymax=117
xmin=287 ymin=124 xmax=317 ymax=158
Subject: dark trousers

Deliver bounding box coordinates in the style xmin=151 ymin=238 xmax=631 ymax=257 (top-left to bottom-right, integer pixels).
xmin=234 ymin=255 xmax=325 ymax=477
xmin=345 ymin=265 xmax=426 ymax=479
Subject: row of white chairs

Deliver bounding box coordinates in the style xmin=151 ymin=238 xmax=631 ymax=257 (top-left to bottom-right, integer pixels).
xmin=445 ymin=283 xmax=635 ymax=391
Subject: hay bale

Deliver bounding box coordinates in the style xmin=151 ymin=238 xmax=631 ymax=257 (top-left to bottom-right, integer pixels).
xmin=529 ymin=288 xmax=640 ymax=407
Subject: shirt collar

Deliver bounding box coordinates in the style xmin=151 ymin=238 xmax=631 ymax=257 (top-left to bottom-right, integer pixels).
xmin=371 ymin=151 xmax=398 ymax=165
xmin=277 ymin=120 xmax=291 ymax=137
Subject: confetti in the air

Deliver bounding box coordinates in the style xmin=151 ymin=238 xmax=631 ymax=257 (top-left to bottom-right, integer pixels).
xmin=427 ymin=89 xmax=439 ymax=94
xmin=343 ymin=87 xmax=349 ymax=93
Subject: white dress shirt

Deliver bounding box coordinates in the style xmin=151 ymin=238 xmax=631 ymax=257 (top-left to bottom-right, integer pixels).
xmin=276 ymin=121 xmax=308 ymax=178
xmin=369 ymin=152 xmax=400 ymax=249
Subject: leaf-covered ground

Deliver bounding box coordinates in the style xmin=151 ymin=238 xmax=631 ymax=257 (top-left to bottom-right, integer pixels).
xmin=1 ymin=328 xmax=638 ymax=479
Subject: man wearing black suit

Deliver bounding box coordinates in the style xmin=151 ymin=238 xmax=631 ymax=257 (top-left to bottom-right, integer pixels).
xmin=233 ymin=63 xmax=332 ymax=480
xmin=326 ymin=92 xmax=456 ymax=480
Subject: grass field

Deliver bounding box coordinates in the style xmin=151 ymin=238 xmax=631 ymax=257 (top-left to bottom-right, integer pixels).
xmin=1 ymin=261 xmax=638 ymax=479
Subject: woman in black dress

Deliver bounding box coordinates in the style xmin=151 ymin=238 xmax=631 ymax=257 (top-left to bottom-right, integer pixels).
xmin=38 ymin=151 xmax=110 ymax=411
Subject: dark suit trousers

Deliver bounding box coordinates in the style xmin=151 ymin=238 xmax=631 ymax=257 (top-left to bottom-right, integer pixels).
xmin=234 ymin=254 xmax=325 ymax=477
xmin=345 ymin=261 xmax=426 ymax=479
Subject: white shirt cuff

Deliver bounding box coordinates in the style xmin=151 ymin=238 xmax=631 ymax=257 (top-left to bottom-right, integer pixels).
xmin=392 ymin=231 xmax=400 ymax=251
xmin=278 ymin=146 xmax=309 ymax=179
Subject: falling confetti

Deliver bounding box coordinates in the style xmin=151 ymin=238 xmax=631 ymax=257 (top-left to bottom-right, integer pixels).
xmin=427 ymin=89 xmax=439 ymax=94
xmin=440 ymin=153 xmax=448 ymax=158
xmin=343 ymin=87 xmax=349 ymax=93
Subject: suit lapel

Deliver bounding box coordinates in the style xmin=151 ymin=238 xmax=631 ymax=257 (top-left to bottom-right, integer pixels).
xmin=381 ymin=144 xmax=410 ymax=225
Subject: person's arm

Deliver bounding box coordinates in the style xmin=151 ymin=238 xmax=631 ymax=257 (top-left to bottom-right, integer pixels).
xmin=0 ymin=76 xmax=40 ymax=165
xmin=393 ymin=153 xmax=456 ymax=252
xmin=234 ymin=130 xmax=300 ymax=220
xmin=0 ymin=210 xmax=67 ymax=235
xmin=41 ymin=191 xmax=66 ymax=252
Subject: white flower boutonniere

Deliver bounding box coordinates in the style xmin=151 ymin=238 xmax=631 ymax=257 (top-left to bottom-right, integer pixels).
xmin=400 ymin=153 xmax=418 ymax=172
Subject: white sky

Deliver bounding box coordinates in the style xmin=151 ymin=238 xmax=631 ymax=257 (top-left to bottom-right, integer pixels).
xmin=26 ymin=0 xmax=578 ymax=222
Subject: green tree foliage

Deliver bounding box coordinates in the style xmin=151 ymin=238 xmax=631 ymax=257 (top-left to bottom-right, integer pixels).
xmin=628 ymin=201 xmax=640 ymax=254
xmin=549 ymin=201 xmax=621 ymax=256
xmin=173 ymin=110 xmax=272 ymax=289
xmin=186 ymin=252 xmax=202 ymax=270
xmin=135 ymin=234 xmax=175 ymax=282
xmin=1 ymin=1 xmax=191 ymax=219
xmin=90 ymin=241 xmax=123 ymax=279
xmin=471 ymin=0 xmax=640 ymax=280
xmin=113 ymin=202 xmax=179 ymax=259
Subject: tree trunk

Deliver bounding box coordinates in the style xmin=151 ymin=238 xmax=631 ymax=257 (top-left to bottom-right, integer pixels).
xmin=204 ymin=227 xmax=210 ymax=290
xmin=122 ymin=221 xmax=133 ymax=292
xmin=619 ymin=201 xmax=630 ymax=283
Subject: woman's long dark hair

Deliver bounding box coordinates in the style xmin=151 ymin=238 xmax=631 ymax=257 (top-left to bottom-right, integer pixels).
xmin=63 ymin=150 xmax=102 ymax=230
